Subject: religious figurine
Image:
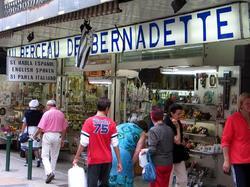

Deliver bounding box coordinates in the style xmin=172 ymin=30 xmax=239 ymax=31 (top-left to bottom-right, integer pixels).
xmin=199 ymin=73 xmax=208 ymax=88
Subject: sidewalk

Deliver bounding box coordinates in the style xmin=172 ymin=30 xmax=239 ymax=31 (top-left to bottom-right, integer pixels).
xmin=0 ymin=150 xmax=147 ymax=187
xmin=0 ymin=150 xmax=69 ymax=187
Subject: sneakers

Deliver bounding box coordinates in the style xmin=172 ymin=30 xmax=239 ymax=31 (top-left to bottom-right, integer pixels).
xmin=45 ymin=172 xmax=55 ymax=184
xmin=36 ymin=159 xmax=41 ymax=167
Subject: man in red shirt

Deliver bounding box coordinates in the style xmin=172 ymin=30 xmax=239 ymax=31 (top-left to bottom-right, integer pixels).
xmin=73 ymin=97 xmax=122 ymax=187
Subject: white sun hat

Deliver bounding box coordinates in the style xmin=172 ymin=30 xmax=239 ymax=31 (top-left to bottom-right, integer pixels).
xmin=47 ymin=99 xmax=56 ymax=106
xmin=29 ymin=99 xmax=39 ymax=108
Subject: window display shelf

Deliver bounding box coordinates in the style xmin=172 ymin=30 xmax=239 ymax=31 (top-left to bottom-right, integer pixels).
xmin=178 ymin=103 xmax=217 ymax=107
xmin=190 ymin=149 xmax=222 ymax=155
xmin=181 ymin=119 xmax=216 ymax=125
xmin=184 ymin=132 xmax=207 ymax=137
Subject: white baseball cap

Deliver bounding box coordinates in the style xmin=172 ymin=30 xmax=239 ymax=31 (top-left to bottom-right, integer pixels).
xmin=47 ymin=99 xmax=56 ymax=106
xmin=29 ymin=99 xmax=39 ymax=108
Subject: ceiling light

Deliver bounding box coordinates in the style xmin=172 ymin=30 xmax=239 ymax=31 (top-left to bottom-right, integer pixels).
xmin=178 ymin=65 xmax=190 ymax=68
xmin=161 ymin=66 xmax=217 ymax=75
xmin=182 ymin=45 xmax=203 ymax=50
xmin=58 ymin=10 xmax=65 ymax=15
xmin=88 ymin=77 xmax=112 ymax=85
xmin=161 ymin=70 xmax=194 ymax=75
xmin=171 ymin=0 xmax=187 ymax=13
xmin=38 ymin=16 xmax=44 ymax=21
xmin=146 ymin=48 xmax=176 ymax=53
xmin=116 ymin=70 xmax=138 ymax=78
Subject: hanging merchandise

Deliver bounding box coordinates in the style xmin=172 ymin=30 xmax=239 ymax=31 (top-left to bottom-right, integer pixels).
xmin=126 ymin=80 xmax=151 ymax=122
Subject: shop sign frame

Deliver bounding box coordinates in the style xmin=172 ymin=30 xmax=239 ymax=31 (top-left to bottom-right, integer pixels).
xmin=8 ymin=3 xmax=249 ymax=59
xmin=7 ymin=57 xmax=57 ymax=83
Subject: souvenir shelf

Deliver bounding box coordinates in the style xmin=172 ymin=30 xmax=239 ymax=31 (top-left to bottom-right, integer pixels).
xmin=62 ymin=73 xmax=110 ymax=153
xmin=178 ymin=101 xmax=223 ymax=186
xmin=124 ymin=80 xmax=151 ymax=122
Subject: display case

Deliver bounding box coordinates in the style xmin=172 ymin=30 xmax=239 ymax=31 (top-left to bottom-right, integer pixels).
xmin=60 ymin=71 xmax=112 ymax=153
xmin=128 ymin=68 xmax=224 ymax=186
xmin=179 ymin=103 xmax=224 ymax=186
xmin=117 ymin=78 xmax=151 ymax=123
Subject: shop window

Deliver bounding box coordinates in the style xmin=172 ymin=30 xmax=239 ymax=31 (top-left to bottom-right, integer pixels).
xmin=120 ymin=45 xmax=203 ymax=63
xmin=62 ymin=70 xmax=112 ymax=153
xmin=139 ymin=68 xmax=194 ymax=90
xmin=64 ymin=54 xmax=111 ymax=67
xmin=119 ymin=68 xmax=195 ymax=123
xmin=0 ymin=79 xmax=56 ymax=146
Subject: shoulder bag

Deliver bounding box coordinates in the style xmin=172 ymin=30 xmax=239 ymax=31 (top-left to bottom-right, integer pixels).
xmin=173 ymin=143 xmax=190 ymax=163
xmin=19 ymin=126 xmax=29 ymax=143
xmin=142 ymin=152 xmax=156 ymax=182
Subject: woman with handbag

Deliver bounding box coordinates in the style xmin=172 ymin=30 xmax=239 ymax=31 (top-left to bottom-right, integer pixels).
xmin=20 ymin=99 xmax=43 ymax=167
xmin=141 ymin=106 xmax=174 ymax=187
xmin=164 ymin=104 xmax=188 ymax=187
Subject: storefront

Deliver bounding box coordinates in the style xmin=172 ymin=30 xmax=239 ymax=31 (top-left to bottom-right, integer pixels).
xmin=3 ymin=2 xmax=250 ymax=186
xmin=0 ymin=57 xmax=57 ymax=147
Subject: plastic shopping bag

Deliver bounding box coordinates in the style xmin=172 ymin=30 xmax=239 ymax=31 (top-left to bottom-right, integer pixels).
xmin=68 ymin=165 xmax=87 ymax=187
xmin=139 ymin=151 xmax=148 ymax=168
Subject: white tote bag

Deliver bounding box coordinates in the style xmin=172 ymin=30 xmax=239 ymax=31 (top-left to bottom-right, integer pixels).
xmin=68 ymin=165 xmax=87 ymax=187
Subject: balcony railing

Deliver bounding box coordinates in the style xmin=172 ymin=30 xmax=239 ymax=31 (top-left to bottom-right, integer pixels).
xmin=3 ymin=0 xmax=52 ymax=17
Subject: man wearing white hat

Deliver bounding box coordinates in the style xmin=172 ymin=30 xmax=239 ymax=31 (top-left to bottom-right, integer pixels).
xmin=33 ymin=99 xmax=68 ymax=184
xmin=20 ymin=99 xmax=43 ymax=167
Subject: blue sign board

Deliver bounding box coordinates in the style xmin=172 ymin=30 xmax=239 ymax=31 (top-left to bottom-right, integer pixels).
xmin=8 ymin=3 xmax=249 ymax=59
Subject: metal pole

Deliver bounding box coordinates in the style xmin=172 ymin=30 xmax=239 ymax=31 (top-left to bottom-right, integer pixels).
xmin=5 ymin=134 xmax=11 ymax=171
xmin=27 ymin=138 xmax=33 ymax=180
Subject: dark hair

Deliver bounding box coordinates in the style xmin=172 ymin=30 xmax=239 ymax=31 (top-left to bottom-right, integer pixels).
xmin=135 ymin=120 xmax=149 ymax=132
xmin=97 ymin=97 xmax=111 ymax=111
xmin=164 ymin=98 xmax=175 ymax=113
xmin=150 ymin=106 xmax=164 ymax=122
xmin=169 ymin=104 xmax=183 ymax=114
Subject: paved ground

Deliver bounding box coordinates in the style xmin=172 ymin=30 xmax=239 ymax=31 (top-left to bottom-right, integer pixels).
xmin=0 ymin=150 xmax=147 ymax=187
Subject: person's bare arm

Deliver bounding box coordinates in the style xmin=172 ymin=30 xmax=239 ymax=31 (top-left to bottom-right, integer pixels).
xmin=132 ymin=132 xmax=147 ymax=164
xmin=222 ymin=146 xmax=231 ymax=173
xmin=60 ymin=127 xmax=67 ymax=147
xmin=33 ymin=127 xmax=42 ymax=138
xmin=113 ymin=146 xmax=122 ymax=172
xmin=20 ymin=123 xmax=27 ymax=133
xmin=73 ymin=144 xmax=85 ymax=165
xmin=172 ymin=119 xmax=181 ymax=144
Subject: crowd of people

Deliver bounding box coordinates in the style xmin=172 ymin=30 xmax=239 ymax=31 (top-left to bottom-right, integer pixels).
xmin=18 ymin=92 xmax=250 ymax=187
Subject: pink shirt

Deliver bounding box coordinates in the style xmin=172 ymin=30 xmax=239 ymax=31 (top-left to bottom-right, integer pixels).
xmin=38 ymin=107 xmax=68 ymax=132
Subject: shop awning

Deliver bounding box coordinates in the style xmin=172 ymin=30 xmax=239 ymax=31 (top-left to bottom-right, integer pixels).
xmin=39 ymin=1 xmax=121 ymax=26
xmin=0 ymin=1 xmax=121 ymax=38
